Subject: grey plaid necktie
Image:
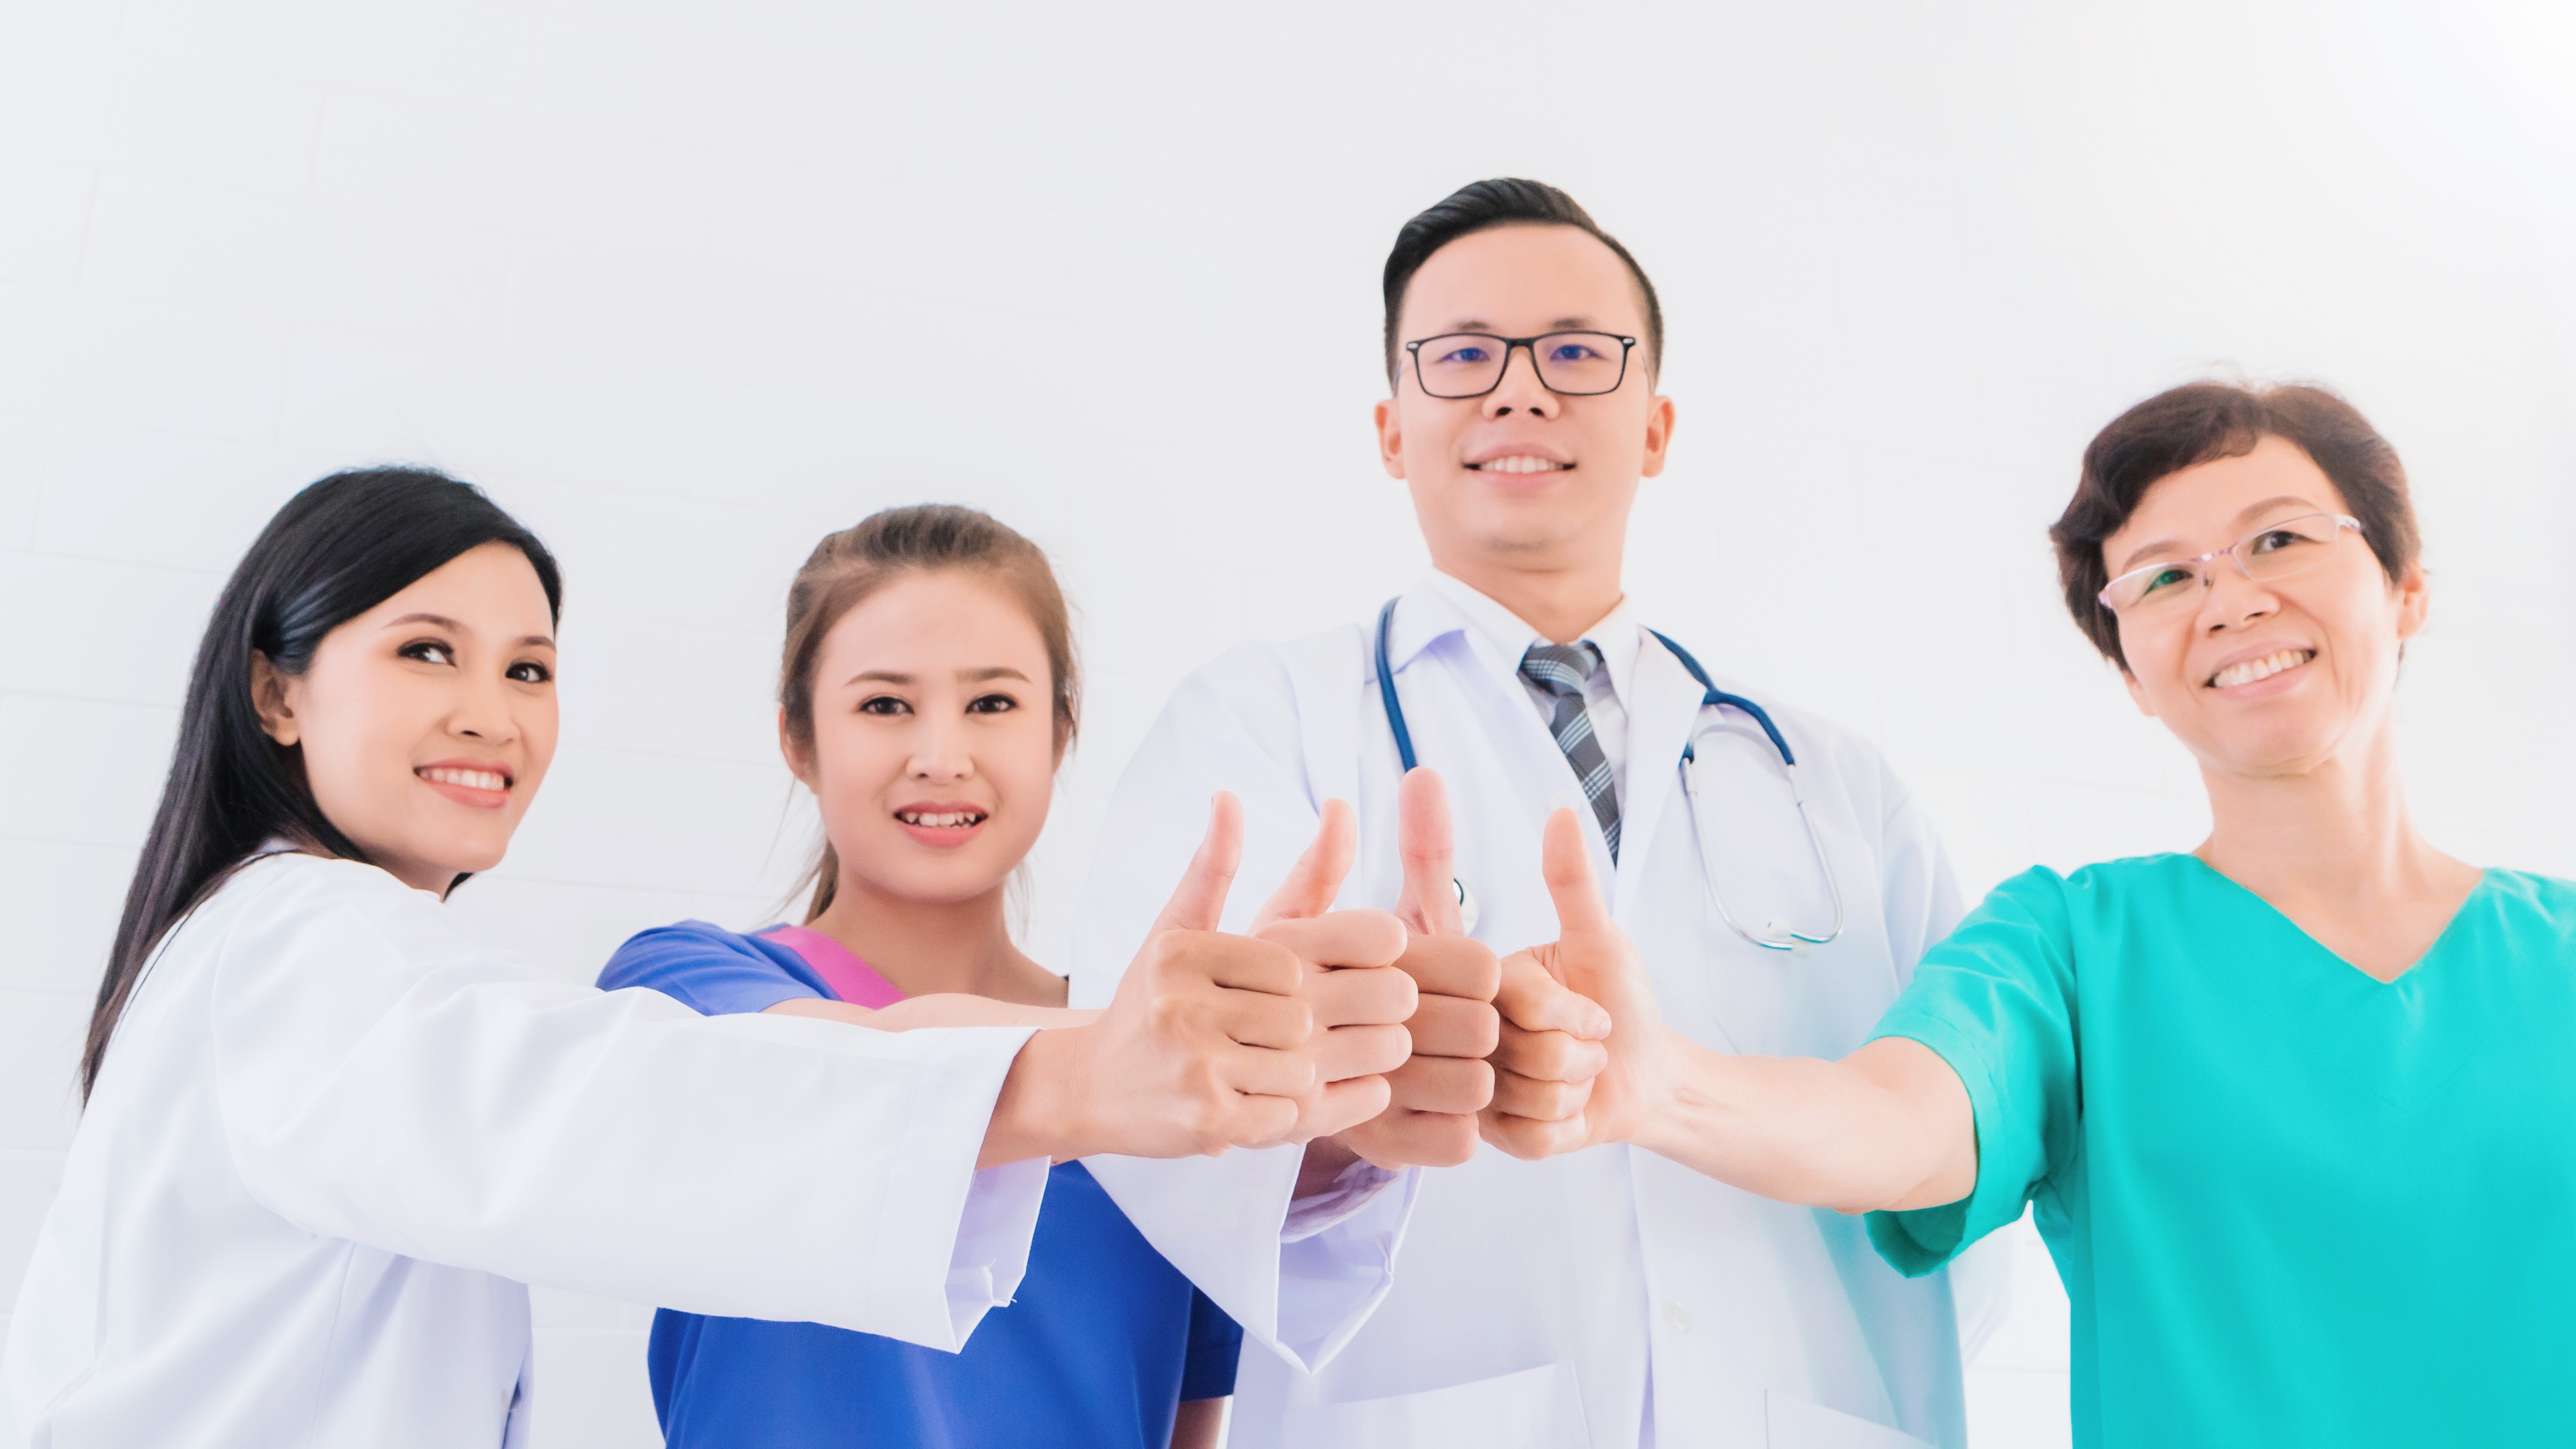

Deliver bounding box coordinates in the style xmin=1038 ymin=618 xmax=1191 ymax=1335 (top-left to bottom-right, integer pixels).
xmin=1520 ymin=642 xmax=1621 ymax=862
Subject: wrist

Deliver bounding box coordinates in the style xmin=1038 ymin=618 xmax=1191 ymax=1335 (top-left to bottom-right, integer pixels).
xmin=980 ymin=1025 xmax=1096 ymax=1168
xmin=1621 ymin=1026 xmax=1698 ymax=1159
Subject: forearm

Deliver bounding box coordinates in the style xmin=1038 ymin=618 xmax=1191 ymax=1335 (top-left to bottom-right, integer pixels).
xmin=766 ymin=995 xmax=1101 ymax=1031
xmin=1628 ymin=1033 xmax=1975 ymax=1213
xmin=977 ymin=1026 xmax=1096 ymax=1169
xmin=1172 ymin=1399 xmax=1226 ymax=1449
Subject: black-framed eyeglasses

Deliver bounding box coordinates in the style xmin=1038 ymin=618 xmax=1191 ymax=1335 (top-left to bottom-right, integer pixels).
xmin=1403 ymin=331 xmax=1638 ymax=399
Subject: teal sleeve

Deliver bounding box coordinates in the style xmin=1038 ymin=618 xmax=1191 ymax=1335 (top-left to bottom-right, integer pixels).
xmin=1863 ymin=866 xmax=2080 ymax=1277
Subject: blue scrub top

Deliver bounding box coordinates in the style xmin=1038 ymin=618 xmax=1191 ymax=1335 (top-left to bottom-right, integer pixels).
xmin=1867 ymin=858 xmax=2576 ymax=1447
xmin=600 ymin=921 xmax=1244 ymax=1449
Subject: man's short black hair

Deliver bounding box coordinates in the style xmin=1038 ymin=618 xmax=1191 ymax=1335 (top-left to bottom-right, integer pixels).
xmin=1381 ymin=178 xmax=1664 ymax=389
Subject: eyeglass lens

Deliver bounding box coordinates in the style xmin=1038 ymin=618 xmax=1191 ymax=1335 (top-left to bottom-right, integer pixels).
xmin=1412 ymin=332 xmax=1629 ymax=398
xmin=2106 ymin=512 xmax=2351 ymax=612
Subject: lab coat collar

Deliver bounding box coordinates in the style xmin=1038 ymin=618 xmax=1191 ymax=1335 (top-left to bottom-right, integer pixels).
xmin=1417 ymin=571 xmax=1641 ymax=707
xmin=1611 ymin=633 xmax=1719 ymax=920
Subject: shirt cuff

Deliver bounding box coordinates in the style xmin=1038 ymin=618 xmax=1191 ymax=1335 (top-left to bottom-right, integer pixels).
xmin=1280 ymin=1156 xmax=1403 ymax=1242
xmin=943 ymin=1156 xmax=1052 ymax=1336
xmin=1275 ymin=1163 xmax=1419 ymax=1370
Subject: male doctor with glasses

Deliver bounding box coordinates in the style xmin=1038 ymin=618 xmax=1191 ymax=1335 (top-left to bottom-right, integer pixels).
xmin=1072 ymin=179 xmax=2006 ymax=1448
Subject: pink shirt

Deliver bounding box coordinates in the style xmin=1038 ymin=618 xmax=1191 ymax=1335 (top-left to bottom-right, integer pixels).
xmin=763 ymin=924 xmax=908 ymax=1008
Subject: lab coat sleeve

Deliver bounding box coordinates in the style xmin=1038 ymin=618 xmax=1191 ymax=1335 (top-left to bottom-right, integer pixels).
xmin=205 ymin=857 xmax=1047 ymax=1353
xmin=1070 ymin=642 xmax=1415 ymax=1374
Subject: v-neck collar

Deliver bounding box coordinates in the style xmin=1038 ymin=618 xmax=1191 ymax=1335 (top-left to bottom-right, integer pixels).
xmin=2178 ymin=854 xmax=2496 ymax=988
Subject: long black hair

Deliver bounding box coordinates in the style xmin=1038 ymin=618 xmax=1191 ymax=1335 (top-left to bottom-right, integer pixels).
xmin=83 ymin=467 xmax=562 ymax=1101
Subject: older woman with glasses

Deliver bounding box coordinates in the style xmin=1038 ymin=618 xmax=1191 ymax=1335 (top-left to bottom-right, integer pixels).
xmin=1485 ymin=379 xmax=2576 ymax=1447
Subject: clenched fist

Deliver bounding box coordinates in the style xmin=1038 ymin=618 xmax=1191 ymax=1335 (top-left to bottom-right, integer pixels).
xmin=985 ymin=794 xmax=1321 ymax=1163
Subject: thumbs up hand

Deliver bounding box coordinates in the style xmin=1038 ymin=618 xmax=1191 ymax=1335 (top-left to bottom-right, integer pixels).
xmin=1245 ymin=798 xmax=1418 ymax=1145
xmin=1323 ymin=768 xmax=1506 ymax=1169
xmin=1481 ymin=808 xmax=1679 ymax=1160
xmin=985 ymin=794 xmax=1332 ymax=1164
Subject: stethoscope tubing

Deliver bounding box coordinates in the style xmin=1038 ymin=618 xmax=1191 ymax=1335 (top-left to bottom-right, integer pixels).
xmin=1372 ymin=598 xmax=1845 ymax=953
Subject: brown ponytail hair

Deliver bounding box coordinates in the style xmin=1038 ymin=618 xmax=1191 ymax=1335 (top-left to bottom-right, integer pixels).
xmin=780 ymin=505 xmax=1078 ymax=921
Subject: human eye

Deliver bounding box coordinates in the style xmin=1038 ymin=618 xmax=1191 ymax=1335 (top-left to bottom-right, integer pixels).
xmin=397 ymin=638 xmax=456 ymax=666
xmin=2247 ymin=525 xmax=2315 ymax=556
xmin=2137 ymin=565 xmax=2196 ymax=597
xmin=857 ymin=695 xmax=911 ymax=716
xmin=1546 ymin=340 xmax=1601 ymax=363
xmin=965 ymin=692 xmax=1019 ymax=715
xmin=1436 ymin=342 xmax=1492 ymax=365
xmin=506 ymin=659 xmax=552 ymax=685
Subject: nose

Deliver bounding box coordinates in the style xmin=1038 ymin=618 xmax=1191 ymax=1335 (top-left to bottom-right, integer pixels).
xmin=451 ymin=669 xmax=518 ymax=745
xmin=909 ymin=711 xmax=974 ymax=783
xmin=1481 ymin=341 xmax=1560 ymax=420
xmin=2197 ymin=562 xmax=2279 ymax=633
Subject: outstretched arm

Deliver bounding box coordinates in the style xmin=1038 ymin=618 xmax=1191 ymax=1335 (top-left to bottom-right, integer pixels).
xmin=1482 ymin=809 xmax=1978 ymax=1214
xmin=767 ymin=997 xmax=1101 ymax=1031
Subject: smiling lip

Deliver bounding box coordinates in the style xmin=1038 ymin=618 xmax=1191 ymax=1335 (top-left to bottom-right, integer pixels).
xmin=2206 ymin=647 xmax=2316 ymax=690
xmin=417 ymin=759 xmax=512 ymax=810
xmin=895 ymin=803 xmax=989 ymax=847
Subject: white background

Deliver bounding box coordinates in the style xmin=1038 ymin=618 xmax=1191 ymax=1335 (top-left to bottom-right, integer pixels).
xmin=4 ymin=2 xmax=2572 ymax=1444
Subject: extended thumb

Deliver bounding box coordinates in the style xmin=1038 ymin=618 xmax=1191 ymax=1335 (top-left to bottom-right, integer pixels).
xmin=1540 ymin=807 xmax=1615 ymax=937
xmin=1152 ymin=792 xmax=1244 ymax=934
xmin=1252 ymin=798 xmax=1357 ymax=928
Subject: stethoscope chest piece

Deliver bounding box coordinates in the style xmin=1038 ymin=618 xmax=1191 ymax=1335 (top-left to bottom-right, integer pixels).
xmin=1454 ymin=877 xmax=1480 ymax=936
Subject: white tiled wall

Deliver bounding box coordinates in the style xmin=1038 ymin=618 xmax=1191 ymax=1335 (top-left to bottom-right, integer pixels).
xmin=3 ymin=3 xmax=2572 ymax=1446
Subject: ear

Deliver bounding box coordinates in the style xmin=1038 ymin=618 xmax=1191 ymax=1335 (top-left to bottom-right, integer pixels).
xmin=777 ymin=706 xmax=817 ymax=789
xmin=1374 ymin=397 xmax=1406 ymax=480
xmin=249 ymin=650 xmax=300 ymax=746
xmin=2391 ymin=561 xmax=2430 ymax=642
xmin=1638 ymin=394 xmax=1677 ymax=479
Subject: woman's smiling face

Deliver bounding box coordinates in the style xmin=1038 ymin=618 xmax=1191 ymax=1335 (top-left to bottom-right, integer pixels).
xmin=252 ymin=541 xmax=560 ymax=893
xmin=788 ymin=568 xmax=1060 ymax=907
xmin=2104 ymin=434 xmax=2428 ymax=781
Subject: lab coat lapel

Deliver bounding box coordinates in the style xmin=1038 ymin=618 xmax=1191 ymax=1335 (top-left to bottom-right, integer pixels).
xmin=1611 ymin=633 xmax=1708 ymax=924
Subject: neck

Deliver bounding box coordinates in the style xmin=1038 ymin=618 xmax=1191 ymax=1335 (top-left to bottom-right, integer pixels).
xmin=804 ymin=872 xmax=1060 ymax=1006
xmin=2194 ymin=717 xmax=2450 ymax=907
xmin=1433 ymin=552 xmax=1625 ymax=644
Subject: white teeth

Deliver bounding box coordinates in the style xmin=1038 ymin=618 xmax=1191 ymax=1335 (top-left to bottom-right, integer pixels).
xmin=1478 ymin=455 xmax=1565 ymax=474
xmin=2210 ymin=649 xmax=2315 ymax=689
xmin=898 ymin=811 xmax=986 ymax=828
xmin=421 ymin=767 xmax=506 ymax=791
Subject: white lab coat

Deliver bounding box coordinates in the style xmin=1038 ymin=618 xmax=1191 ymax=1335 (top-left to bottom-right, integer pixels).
xmin=0 ymin=851 xmax=1052 ymax=1448
xmin=1073 ymin=579 xmax=1991 ymax=1449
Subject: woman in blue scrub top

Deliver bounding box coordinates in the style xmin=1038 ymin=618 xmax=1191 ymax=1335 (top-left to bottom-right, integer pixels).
xmin=1483 ymin=381 xmax=2576 ymax=1447
xmin=600 ymin=506 xmax=1240 ymax=1449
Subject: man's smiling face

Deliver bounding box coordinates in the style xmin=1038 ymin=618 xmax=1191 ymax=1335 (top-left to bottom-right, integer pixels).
xmin=1377 ymin=222 xmax=1673 ymax=572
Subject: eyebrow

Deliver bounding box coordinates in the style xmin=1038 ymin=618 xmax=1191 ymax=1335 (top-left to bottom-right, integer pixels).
xmin=1434 ymin=315 xmax=1601 ymax=335
xmin=844 ymin=666 xmax=1034 ymax=687
xmin=2111 ymin=495 xmax=2331 ymax=573
xmin=381 ymin=612 xmax=555 ymax=650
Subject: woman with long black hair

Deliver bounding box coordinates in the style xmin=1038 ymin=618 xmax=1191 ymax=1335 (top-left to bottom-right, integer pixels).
xmin=0 ymin=468 xmax=1406 ymax=1448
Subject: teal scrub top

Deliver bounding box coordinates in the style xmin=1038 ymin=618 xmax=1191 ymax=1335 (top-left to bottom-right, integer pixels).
xmin=1866 ymin=855 xmax=2576 ymax=1447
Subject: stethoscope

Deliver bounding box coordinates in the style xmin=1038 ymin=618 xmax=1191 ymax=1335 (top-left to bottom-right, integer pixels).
xmin=1374 ymin=599 xmax=1845 ymax=955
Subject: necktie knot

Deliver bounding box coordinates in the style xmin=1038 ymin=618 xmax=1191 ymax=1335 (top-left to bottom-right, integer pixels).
xmin=1519 ymin=642 xmax=1602 ymax=698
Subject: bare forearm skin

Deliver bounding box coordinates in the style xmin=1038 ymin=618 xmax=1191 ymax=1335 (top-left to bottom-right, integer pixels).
xmin=766 ymin=995 xmax=1100 ymax=1031
xmin=1628 ymin=1034 xmax=1977 ymax=1214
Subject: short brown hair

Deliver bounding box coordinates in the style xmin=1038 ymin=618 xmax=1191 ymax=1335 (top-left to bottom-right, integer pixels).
xmin=2050 ymin=380 xmax=2422 ymax=670
xmin=780 ymin=504 xmax=1078 ymax=919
